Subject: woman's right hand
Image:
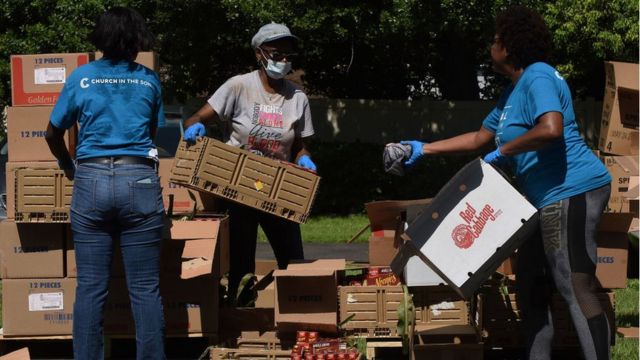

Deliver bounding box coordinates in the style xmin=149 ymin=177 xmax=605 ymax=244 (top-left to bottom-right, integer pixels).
xmin=184 ymin=123 xmax=206 ymax=143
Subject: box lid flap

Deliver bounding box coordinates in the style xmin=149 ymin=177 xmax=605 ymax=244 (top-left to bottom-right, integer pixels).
xmin=164 ymin=219 xmax=220 ymax=240
xmin=274 ymin=268 xmax=337 ymax=277
xmin=365 ymin=199 xmax=432 ymax=231
xmin=286 ymin=259 xmax=346 ymax=271
xmin=605 ymin=61 xmax=639 ymax=90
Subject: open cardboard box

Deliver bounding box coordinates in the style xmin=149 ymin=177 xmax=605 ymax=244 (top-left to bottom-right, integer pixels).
xmin=162 ymin=215 xmax=229 ymax=279
xmin=599 ymin=61 xmax=639 ymax=155
xmin=392 ymin=159 xmax=538 ymax=299
xmin=596 ymin=212 xmax=633 ymax=289
xmin=274 ymin=259 xmax=345 ymax=333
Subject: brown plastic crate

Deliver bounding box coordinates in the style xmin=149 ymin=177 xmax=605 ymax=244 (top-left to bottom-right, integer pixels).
xmin=170 ymin=137 xmax=320 ymax=224
xmin=14 ymin=168 xmax=72 ymax=223
xmin=338 ymin=285 xmax=475 ymax=337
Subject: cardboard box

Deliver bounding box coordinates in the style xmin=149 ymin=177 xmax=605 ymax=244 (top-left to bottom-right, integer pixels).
xmin=92 ymin=51 xmax=159 ymax=72
xmin=363 ymin=199 xmax=445 ymax=285
xmin=159 ymin=158 xmax=218 ymax=214
xmin=599 ymin=61 xmax=639 ymax=155
xmin=65 ymin=225 xmax=125 ymax=278
xmin=104 ymin=275 xmax=219 ymax=335
xmin=170 ymin=137 xmax=320 ymax=224
xmin=162 ymin=215 xmax=229 ymax=279
xmin=618 ymin=87 xmax=639 ymax=129
xmin=274 ymin=259 xmax=345 ymax=332
xmin=255 ymin=259 xmax=278 ymax=276
xmin=368 ymin=230 xmax=400 ymax=266
xmin=364 ymin=199 xmax=432 ymax=232
xmin=6 ymin=106 xmax=75 ymax=162
xmin=2 ymin=278 xmax=75 ymax=336
xmin=601 ymin=155 xmax=639 ymax=213
xmin=0 ymin=221 xmax=65 ymax=278
xmin=596 ymin=213 xmax=633 ymax=289
xmin=5 ymin=161 xmax=58 ymax=220
xmin=392 ymin=159 xmax=538 ymax=299
xmin=254 ymin=275 xmax=275 ymax=309
xmin=10 ymin=53 xmax=90 ymax=106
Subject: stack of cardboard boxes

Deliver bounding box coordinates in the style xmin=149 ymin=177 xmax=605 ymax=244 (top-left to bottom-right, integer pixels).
xmin=1 ymin=51 xmax=228 ymax=339
xmin=596 ymin=61 xmax=638 ymax=295
xmin=2 ymin=52 xmax=90 ymax=336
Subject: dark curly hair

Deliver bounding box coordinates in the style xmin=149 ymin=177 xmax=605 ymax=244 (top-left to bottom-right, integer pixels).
xmin=496 ymin=6 xmax=552 ymax=69
xmin=90 ymin=7 xmax=154 ymax=62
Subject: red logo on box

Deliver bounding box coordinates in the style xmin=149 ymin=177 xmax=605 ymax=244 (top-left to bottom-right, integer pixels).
xmin=452 ymin=202 xmax=502 ymax=249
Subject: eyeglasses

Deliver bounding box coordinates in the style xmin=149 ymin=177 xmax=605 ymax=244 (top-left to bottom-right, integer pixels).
xmin=259 ymin=47 xmax=298 ymax=62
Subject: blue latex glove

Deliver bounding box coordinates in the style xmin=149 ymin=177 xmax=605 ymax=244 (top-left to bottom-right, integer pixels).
xmin=400 ymin=140 xmax=425 ymax=168
xmin=184 ymin=123 xmax=205 ymax=143
xmin=483 ymin=147 xmax=505 ymax=164
xmin=297 ymin=154 xmax=317 ymax=171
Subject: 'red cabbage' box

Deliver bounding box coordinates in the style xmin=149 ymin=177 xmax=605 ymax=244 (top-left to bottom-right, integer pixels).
xmin=392 ymin=159 xmax=538 ymax=299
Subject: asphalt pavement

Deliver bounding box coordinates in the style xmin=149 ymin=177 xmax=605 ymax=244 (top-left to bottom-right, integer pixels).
xmin=256 ymin=242 xmax=368 ymax=263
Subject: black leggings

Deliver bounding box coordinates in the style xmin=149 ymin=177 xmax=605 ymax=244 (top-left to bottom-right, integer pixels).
xmin=224 ymin=201 xmax=304 ymax=298
xmin=516 ymin=184 xmax=612 ymax=360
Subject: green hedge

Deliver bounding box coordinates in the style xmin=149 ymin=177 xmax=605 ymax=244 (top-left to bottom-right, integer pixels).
xmin=307 ymin=141 xmax=477 ymax=215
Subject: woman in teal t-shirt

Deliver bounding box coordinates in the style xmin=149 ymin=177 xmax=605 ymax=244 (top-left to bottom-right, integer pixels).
xmin=400 ymin=6 xmax=612 ymax=360
xmin=46 ymin=7 xmax=166 ymax=359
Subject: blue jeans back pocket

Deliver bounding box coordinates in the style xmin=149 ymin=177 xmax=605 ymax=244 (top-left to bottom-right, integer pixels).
xmin=71 ymin=178 xmax=97 ymax=213
xmin=129 ymin=181 xmax=163 ymax=217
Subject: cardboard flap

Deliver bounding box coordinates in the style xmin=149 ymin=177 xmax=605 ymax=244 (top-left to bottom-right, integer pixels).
xmin=181 ymin=238 xmax=216 ymax=258
xmin=0 ymin=348 xmax=30 ymax=360
xmin=286 ymin=259 xmax=346 ymax=271
xmin=598 ymin=213 xmax=634 ymax=232
xmin=165 ymin=220 xmax=220 ymax=240
xmin=274 ymin=268 xmax=337 ymax=277
xmin=606 ymin=61 xmax=639 ymax=90
xmin=365 ymin=199 xmax=432 ymax=231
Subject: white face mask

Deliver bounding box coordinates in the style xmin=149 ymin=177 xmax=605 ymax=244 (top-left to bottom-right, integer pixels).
xmin=259 ymin=48 xmax=292 ymax=79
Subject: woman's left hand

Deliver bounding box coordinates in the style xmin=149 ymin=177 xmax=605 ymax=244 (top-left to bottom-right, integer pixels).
xmin=297 ymin=154 xmax=317 ymax=171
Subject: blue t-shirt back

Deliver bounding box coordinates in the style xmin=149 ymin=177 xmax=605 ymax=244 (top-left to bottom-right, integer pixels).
xmin=50 ymin=58 xmax=165 ymax=160
xmin=482 ymin=62 xmax=611 ymax=208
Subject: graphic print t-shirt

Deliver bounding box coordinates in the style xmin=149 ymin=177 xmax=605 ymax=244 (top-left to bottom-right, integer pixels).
xmin=207 ymin=70 xmax=314 ymax=161
xmin=49 ymin=58 xmax=165 ymax=160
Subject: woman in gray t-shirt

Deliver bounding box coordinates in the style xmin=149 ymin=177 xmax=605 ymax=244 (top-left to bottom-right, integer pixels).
xmin=182 ymin=23 xmax=315 ymax=302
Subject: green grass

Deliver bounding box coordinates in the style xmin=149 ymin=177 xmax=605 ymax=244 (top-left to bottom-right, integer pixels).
xmin=613 ymin=279 xmax=639 ymax=360
xmin=258 ymin=214 xmax=370 ymax=243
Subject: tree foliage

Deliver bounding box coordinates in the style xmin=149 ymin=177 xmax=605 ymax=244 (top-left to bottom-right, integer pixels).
xmin=0 ymin=0 xmax=637 ymax=115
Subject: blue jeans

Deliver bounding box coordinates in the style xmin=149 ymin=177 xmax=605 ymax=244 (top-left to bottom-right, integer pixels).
xmin=71 ymin=162 xmax=165 ymax=360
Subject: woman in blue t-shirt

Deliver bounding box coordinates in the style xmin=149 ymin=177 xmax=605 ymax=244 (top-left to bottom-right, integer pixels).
xmin=46 ymin=7 xmax=166 ymax=359
xmin=401 ymin=6 xmax=612 ymax=360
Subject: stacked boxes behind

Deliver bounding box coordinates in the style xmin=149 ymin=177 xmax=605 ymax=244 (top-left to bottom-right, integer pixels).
xmin=2 ymin=51 xmax=225 ymax=338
